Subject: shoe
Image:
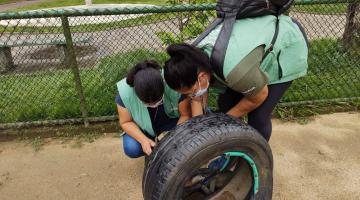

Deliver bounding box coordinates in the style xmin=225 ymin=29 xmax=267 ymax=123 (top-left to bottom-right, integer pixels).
xmin=208 ymin=154 xmax=228 ymax=171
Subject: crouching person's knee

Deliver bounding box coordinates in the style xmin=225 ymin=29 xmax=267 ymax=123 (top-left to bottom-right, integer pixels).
xmin=122 ymin=133 xmax=144 ymax=158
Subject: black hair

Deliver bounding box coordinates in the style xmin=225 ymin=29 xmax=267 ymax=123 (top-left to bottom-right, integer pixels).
xmin=164 ymin=43 xmax=212 ymax=90
xmin=126 ymin=60 xmax=164 ymax=103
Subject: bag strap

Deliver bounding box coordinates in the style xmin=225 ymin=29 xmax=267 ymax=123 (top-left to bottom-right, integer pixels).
xmin=262 ymin=15 xmax=279 ymax=61
xmin=277 ymin=0 xmax=294 ymax=13
xmin=192 ymin=18 xmax=223 ymax=46
xmin=209 ymin=12 xmax=238 ymax=80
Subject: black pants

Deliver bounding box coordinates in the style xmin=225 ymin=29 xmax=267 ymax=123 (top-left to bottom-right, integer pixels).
xmin=217 ymin=81 xmax=292 ymax=141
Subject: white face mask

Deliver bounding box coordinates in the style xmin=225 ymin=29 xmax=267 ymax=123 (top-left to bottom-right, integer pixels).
xmin=190 ymin=78 xmax=209 ymax=98
xmin=144 ymin=96 xmax=163 ymax=108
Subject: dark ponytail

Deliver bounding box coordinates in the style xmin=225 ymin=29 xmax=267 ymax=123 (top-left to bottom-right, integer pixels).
xmin=126 ymin=60 xmax=164 ymax=103
xmin=164 ymin=43 xmax=212 ymax=90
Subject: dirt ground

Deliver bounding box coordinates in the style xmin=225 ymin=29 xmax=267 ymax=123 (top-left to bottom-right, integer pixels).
xmin=0 ymin=112 xmax=359 ymax=200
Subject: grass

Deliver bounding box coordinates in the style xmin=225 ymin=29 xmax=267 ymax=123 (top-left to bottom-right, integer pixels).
xmin=3 ymin=1 xmax=350 ymax=14
xmin=8 ymin=0 xmax=168 ymax=12
xmin=16 ymin=130 xmax=102 ymax=151
xmin=274 ymin=99 xmax=360 ymax=124
xmin=0 ymin=0 xmax=24 ymax=4
xmin=1 ymin=2 xmax=349 ymax=34
xmin=0 ymin=49 xmax=169 ymax=123
xmin=3 ymin=121 xmax=120 ymax=150
xmin=292 ymin=3 xmax=349 ymax=15
xmin=54 ymin=125 xmax=105 ymax=144
xmin=0 ymin=12 xmax=178 ymax=33
xmin=0 ymin=39 xmax=359 ymax=124
xmin=17 ymin=135 xmax=45 ymax=152
xmin=68 ymin=131 xmax=102 ymax=148
xmin=281 ymin=38 xmax=360 ymax=102
xmin=29 ymin=136 xmax=45 ymax=151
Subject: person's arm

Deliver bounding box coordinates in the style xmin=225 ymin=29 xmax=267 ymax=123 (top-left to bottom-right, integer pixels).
xmin=223 ymin=44 xmax=270 ymax=118
xmin=190 ymin=92 xmax=209 ymax=117
xmin=117 ymin=105 xmax=155 ymax=155
xmin=177 ymin=97 xmax=192 ymax=125
xmin=226 ymin=85 xmax=268 ymax=118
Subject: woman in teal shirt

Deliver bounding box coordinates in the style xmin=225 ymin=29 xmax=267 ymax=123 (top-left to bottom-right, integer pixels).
xmin=164 ymin=15 xmax=308 ymax=141
xmin=116 ymin=60 xmax=191 ymax=158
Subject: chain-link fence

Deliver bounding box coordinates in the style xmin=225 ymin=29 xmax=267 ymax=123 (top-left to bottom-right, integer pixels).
xmin=0 ymin=0 xmax=359 ymax=128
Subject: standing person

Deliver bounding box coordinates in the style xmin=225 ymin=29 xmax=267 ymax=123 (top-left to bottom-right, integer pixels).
xmin=163 ymin=15 xmax=308 ymax=141
xmin=116 ymin=60 xmax=191 ymax=158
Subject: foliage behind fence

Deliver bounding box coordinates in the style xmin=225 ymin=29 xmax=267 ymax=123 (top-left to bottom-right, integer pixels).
xmin=0 ymin=0 xmax=359 ymax=127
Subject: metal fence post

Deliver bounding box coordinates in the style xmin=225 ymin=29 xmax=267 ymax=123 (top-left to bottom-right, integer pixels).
xmin=0 ymin=47 xmax=14 ymax=73
xmin=61 ymin=16 xmax=89 ymax=127
xmin=343 ymin=3 xmax=359 ymax=49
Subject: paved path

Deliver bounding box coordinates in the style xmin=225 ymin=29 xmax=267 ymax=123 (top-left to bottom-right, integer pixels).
xmin=290 ymin=12 xmax=346 ymax=40
xmin=0 ymin=0 xmax=50 ymax=12
xmin=0 ymin=4 xmax=154 ymax=27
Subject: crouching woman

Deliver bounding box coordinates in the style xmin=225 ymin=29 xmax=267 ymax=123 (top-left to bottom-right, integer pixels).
xmin=115 ymin=60 xmax=190 ymax=158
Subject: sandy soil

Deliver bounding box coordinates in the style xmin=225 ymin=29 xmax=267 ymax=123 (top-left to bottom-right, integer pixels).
xmin=0 ymin=112 xmax=359 ymax=200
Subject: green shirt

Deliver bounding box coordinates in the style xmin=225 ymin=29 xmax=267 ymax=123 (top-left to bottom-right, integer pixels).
xmin=198 ymin=15 xmax=308 ymax=96
xmin=116 ymin=78 xmax=180 ymax=137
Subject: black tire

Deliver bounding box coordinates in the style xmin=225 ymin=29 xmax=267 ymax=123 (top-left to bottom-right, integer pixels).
xmin=143 ymin=113 xmax=273 ymax=200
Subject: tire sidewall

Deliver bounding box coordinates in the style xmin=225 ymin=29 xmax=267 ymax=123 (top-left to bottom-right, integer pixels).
xmin=162 ymin=137 xmax=273 ymax=200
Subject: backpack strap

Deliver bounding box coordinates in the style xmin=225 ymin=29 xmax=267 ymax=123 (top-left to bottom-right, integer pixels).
xmin=262 ymin=16 xmax=279 ymax=61
xmin=192 ymin=0 xmax=293 ymax=81
xmin=209 ymin=12 xmax=238 ymax=80
xmin=191 ymin=18 xmax=227 ymax=81
xmin=192 ymin=18 xmax=223 ymax=46
xmin=277 ymin=0 xmax=294 ymax=13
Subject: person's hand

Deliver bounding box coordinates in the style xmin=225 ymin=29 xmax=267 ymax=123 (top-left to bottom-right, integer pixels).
xmin=190 ymin=95 xmax=203 ymax=103
xmin=140 ymin=137 xmax=156 ymax=156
